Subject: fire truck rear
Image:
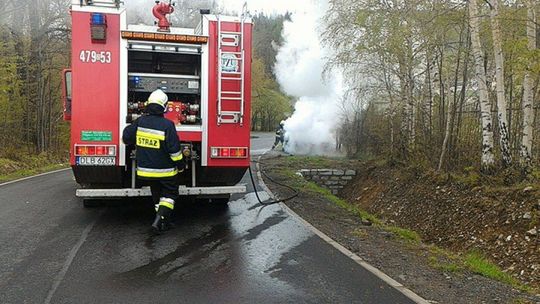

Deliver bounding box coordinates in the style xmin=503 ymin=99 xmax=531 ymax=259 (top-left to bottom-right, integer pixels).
xmin=62 ymin=0 xmax=252 ymax=204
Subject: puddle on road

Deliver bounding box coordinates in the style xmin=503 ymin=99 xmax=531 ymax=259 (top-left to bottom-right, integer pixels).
xmin=107 ymin=190 xmax=312 ymax=299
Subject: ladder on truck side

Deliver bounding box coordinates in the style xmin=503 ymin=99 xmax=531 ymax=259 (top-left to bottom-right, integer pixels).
xmin=216 ymin=13 xmax=246 ymax=125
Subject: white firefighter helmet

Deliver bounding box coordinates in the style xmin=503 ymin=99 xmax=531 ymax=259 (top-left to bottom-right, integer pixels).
xmin=280 ymin=120 xmax=285 ymax=126
xmin=147 ymin=89 xmax=169 ymax=111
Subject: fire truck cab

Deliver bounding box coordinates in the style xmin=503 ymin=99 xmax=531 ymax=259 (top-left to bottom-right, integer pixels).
xmin=63 ymin=0 xmax=252 ymax=202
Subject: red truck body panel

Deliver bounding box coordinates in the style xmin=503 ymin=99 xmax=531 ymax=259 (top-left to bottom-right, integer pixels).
xmin=206 ymin=20 xmax=252 ymax=168
xmin=70 ymin=11 xmax=121 ymax=166
xmin=67 ymin=4 xmax=252 ymax=188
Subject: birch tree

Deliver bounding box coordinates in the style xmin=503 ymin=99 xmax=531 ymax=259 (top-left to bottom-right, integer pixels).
xmin=489 ymin=0 xmax=512 ymax=166
xmin=469 ymin=0 xmax=495 ymax=169
xmin=520 ymin=0 xmax=536 ymax=168
xmin=438 ymin=80 xmax=453 ymax=171
xmin=323 ymin=0 xmax=540 ymax=173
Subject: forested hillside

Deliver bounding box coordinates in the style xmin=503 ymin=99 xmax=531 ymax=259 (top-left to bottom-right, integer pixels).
xmin=326 ymin=0 xmax=540 ymax=176
xmin=0 ymin=0 xmax=71 ymax=159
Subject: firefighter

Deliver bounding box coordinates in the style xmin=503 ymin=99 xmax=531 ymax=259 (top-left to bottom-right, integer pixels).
xmin=271 ymin=120 xmax=286 ymax=150
xmin=122 ymin=89 xmax=184 ymax=234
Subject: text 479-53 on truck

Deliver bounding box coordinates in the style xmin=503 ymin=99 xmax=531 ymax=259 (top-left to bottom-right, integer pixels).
xmin=61 ymin=0 xmax=253 ymax=204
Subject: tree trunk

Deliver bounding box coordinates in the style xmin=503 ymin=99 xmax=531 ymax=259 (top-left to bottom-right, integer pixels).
xmin=438 ymin=81 xmax=453 ymax=171
xmin=398 ymin=58 xmax=414 ymax=157
xmin=390 ymin=116 xmax=394 ymax=160
xmin=424 ymin=53 xmax=436 ymax=141
xmin=440 ymin=24 xmax=468 ymax=171
xmin=469 ymin=0 xmax=495 ymax=170
xmin=380 ymin=57 xmax=396 ymax=160
xmin=520 ymin=0 xmax=536 ymax=168
xmin=453 ymin=37 xmax=471 ymax=160
xmin=436 ymin=48 xmax=445 ymax=146
xmin=489 ymin=0 xmax=512 ymax=166
xmin=407 ymin=69 xmax=415 ymax=149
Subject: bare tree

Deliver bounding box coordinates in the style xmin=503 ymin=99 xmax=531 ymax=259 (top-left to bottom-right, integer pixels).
xmin=469 ymin=0 xmax=495 ymax=170
xmin=489 ymin=0 xmax=512 ymax=166
xmin=438 ymin=22 xmax=469 ymax=171
xmin=520 ymin=0 xmax=536 ymax=168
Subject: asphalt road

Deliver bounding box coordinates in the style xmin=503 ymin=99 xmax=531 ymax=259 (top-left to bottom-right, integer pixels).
xmin=0 ymin=132 xmax=415 ymax=304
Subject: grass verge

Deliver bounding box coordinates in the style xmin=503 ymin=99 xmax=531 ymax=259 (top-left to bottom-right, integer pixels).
xmin=464 ymin=251 xmax=524 ymax=289
xmin=428 ymin=256 xmax=463 ymax=273
xmin=0 ymin=161 xmax=68 ymax=183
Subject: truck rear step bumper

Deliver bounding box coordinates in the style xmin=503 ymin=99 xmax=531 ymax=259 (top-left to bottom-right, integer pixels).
xmin=76 ymin=185 xmax=246 ymax=198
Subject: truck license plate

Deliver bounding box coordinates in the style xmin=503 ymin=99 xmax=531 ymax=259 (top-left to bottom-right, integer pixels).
xmin=76 ymin=156 xmax=115 ymax=166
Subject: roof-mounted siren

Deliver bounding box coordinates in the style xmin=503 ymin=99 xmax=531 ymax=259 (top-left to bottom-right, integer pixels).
xmin=152 ymin=1 xmax=175 ymax=32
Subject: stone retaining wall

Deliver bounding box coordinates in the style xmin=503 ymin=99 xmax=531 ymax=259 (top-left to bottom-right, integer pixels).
xmin=298 ymin=169 xmax=356 ymax=194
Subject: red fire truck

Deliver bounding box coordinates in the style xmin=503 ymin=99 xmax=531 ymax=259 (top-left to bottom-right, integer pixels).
xmin=62 ymin=0 xmax=252 ymax=205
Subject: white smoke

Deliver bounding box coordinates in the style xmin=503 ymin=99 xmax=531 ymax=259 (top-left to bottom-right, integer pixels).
xmin=274 ymin=1 xmax=343 ymax=155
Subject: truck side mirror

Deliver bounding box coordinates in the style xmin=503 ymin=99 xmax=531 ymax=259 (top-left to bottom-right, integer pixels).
xmin=62 ymin=69 xmax=72 ymax=121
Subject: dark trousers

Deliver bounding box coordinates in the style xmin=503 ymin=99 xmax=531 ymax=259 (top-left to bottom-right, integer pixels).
xmin=273 ymin=135 xmax=284 ymax=147
xmin=144 ymin=178 xmax=179 ymax=207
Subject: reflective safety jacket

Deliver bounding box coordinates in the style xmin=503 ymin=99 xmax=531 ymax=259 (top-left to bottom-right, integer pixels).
xmin=275 ymin=126 xmax=284 ymax=139
xmin=122 ymin=105 xmax=183 ymax=179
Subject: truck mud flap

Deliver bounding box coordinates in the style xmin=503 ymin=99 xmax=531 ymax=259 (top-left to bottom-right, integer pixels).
xmin=76 ymin=185 xmax=246 ymax=198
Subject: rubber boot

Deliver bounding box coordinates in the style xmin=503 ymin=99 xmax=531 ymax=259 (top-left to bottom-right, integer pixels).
xmin=151 ymin=205 xmax=173 ymax=234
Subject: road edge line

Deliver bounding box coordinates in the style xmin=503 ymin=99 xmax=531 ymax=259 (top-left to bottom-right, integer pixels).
xmin=0 ymin=168 xmax=71 ymax=187
xmin=254 ymin=154 xmax=431 ymax=304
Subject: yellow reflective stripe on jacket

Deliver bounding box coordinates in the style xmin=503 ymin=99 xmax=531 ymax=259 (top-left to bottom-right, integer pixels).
xmin=136 ymin=127 xmax=165 ymax=149
xmin=136 ymin=167 xmax=177 ymax=178
xmin=170 ymin=151 xmax=183 ymax=162
xmin=136 ymin=130 xmax=165 ymax=141
xmin=136 ymin=135 xmax=160 ymax=149
xmin=137 ymin=170 xmax=177 ymax=178
xmin=138 ymin=127 xmax=165 ymax=136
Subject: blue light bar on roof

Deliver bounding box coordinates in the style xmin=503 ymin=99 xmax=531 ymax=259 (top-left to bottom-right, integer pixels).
xmin=90 ymin=13 xmax=107 ymax=42
xmin=91 ymin=13 xmax=106 ymax=25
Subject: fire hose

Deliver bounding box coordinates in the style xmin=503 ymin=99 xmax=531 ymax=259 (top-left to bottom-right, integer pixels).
xmin=247 ymin=156 xmax=299 ymax=206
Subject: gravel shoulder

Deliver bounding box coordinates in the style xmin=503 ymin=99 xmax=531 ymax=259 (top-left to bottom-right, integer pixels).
xmin=259 ymin=151 xmax=540 ymax=304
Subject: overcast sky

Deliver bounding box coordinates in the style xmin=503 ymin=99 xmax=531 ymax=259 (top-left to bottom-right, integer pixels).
xmin=125 ymin=0 xmax=316 ymax=24
xmin=217 ymin=0 xmax=313 ymax=15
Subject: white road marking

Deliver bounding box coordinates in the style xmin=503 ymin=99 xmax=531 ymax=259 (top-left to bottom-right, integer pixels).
xmin=0 ymin=168 xmax=71 ymax=188
xmin=254 ymin=154 xmax=431 ymax=304
xmin=250 ymin=148 xmax=270 ymax=155
xmin=43 ymin=211 xmax=103 ymax=304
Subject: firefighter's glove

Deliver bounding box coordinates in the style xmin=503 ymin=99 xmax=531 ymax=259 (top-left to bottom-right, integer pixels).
xmin=177 ymin=156 xmax=189 ymax=173
xmin=177 ymin=162 xmax=186 ymax=173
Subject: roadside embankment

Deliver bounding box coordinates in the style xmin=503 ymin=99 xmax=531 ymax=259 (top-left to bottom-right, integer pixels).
xmin=260 ymin=152 xmax=540 ymax=303
xmin=0 ymin=153 xmax=68 ymax=183
xmin=340 ymin=162 xmax=539 ymax=288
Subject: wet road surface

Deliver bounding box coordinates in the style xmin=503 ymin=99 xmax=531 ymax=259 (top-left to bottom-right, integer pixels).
xmin=0 ymin=132 xmax=415 ymax=303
